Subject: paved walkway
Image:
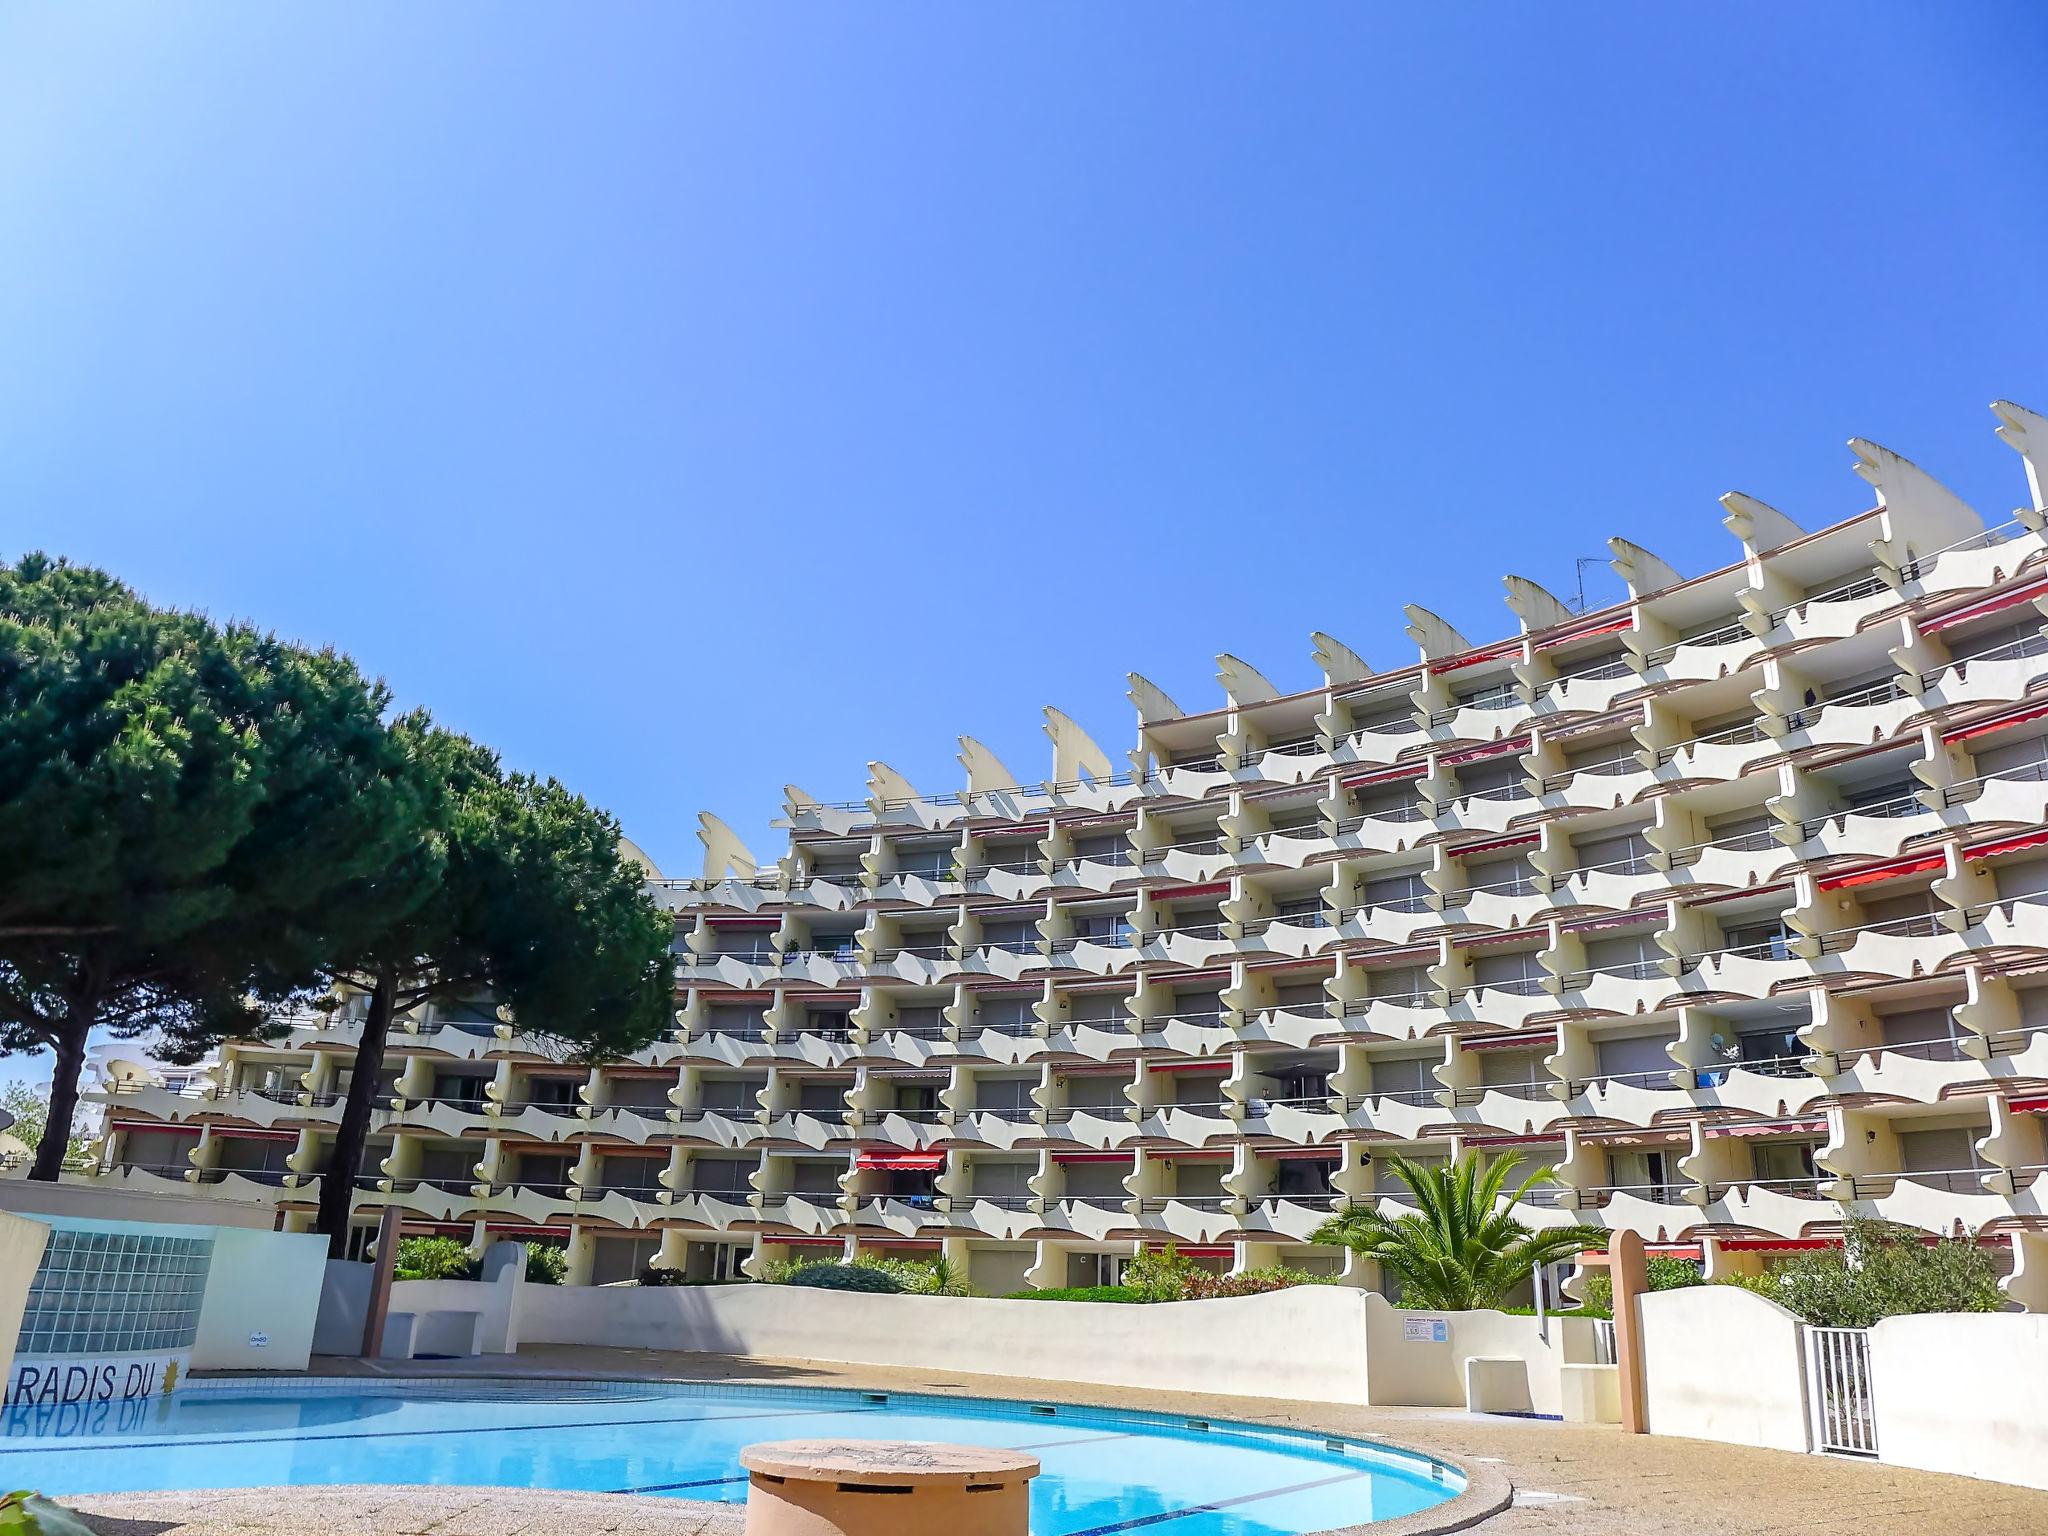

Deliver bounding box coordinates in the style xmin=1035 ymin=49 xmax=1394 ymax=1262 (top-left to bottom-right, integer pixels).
xmin=73 ymin=1346 xmax=2048 ymax=1536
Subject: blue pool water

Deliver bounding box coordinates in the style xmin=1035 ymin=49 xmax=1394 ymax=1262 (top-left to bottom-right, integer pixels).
xmin=0 ymin=1379 xmax=1460 ymax=1536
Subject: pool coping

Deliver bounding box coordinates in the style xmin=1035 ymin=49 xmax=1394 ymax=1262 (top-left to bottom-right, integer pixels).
xmin=108 ymin=1372 xmax=1514 ymax=1536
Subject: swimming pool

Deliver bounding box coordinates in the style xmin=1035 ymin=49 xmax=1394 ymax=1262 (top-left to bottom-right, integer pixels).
xmin=0 ymin=1378 xmax=1463 ymax=1536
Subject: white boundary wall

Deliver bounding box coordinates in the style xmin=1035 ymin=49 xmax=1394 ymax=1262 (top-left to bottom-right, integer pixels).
xmin=1640 ymin=1286 xmax=1810 ymax=1453
xmin=514 ymin=1282 xmax=1378 ymax=1404
xmin=1867 ymin=1314 xmax=2048 ymax=1491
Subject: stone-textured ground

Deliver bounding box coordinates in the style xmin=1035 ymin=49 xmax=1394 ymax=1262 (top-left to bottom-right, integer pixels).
xmin=68 ymin=1346 xmax=2048 ymax=1536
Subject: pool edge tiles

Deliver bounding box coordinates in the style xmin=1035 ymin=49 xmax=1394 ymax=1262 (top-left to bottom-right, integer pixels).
xmin=176 ymin=1374 xmax=1468 ymax=1494
xmin=3 ymin=1375 xmax=1479 ymax=1536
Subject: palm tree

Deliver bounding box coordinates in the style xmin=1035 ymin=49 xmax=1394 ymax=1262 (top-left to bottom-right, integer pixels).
xmin=1312 ymin=1151 xmax=1604 ymax=1311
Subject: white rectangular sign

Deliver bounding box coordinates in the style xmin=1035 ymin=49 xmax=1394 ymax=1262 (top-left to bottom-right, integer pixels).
xmin=1401 ymin=1316 xmax=1450 ymax=1344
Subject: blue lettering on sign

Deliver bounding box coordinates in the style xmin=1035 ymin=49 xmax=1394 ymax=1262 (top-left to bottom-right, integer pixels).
xmin=3 ymin=1358 xmax=168 ymax=1409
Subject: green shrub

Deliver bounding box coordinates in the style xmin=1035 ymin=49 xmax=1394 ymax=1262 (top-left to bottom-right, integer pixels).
xmin=638 ymin=1263 xmax=692 ymax=1286
xmin=1005 ymin=1285 xmax=1144 ymax=1303
xmin=1577 ymin=1254 xmax=1703 ymax=1313
xmin=393 ymin=1235 xmax=477 ymax=1281
xmin=1185 ymin=1265 xmax=1337 ymax=1299
xmin=784 ymin=1262 xmax=902 ymax=1294
xmin=1727 ymin=1219 xmax=2002 ymax=1327
xmin=523 ymin=1242 xmax=569 ymax=1286
xmin=1123 ymin=1245 xmax=1206 ymax=1301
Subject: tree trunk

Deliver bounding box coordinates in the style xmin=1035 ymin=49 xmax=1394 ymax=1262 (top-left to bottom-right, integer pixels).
xmin=316 ymin=972 xmax=397 ymax=1258
xmin=30 ymin=969 xmax=99 ymax=1182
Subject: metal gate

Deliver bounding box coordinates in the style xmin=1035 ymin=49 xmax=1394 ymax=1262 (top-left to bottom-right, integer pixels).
xmin=1805 ymin=1326 xmax=1879 ymax=1456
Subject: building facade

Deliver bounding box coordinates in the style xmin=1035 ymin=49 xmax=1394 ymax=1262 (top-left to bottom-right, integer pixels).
xmin=81 ymin=400 xmax=2048 ymax=1298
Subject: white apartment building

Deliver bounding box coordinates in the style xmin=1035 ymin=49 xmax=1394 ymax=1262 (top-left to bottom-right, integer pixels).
xmin=82 ymin=400 xmax=2048 ymax=1298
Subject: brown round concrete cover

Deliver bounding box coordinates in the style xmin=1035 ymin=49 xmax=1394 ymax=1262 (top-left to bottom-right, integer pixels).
xmin=741 ymin=1440 xmax=1041 ymax=1488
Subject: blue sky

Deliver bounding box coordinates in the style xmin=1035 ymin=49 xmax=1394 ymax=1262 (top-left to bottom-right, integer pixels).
xmin=3 ymin=4 xmax=2045 ymax=888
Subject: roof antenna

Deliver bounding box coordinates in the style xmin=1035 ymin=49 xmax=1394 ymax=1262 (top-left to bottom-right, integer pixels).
xmin=1570 ymin=556 xmax=1606 ymax=614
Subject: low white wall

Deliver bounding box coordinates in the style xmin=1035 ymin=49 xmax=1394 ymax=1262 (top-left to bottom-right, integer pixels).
xmin=192 ymin=1227 xmax=330 ymax=1372
xmin=1360 ymin=1295 xmax=1594 ymax=1416
xmin=1869 ymin=1314 xmax=2048 ymax=1491
xmin=515 ymin=1281 xmax=1377 ymax=1405
xmin=1641 ymin=1285 xmax=1809 ymax=1452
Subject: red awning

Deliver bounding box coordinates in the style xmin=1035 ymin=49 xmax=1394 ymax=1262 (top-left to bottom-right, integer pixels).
xmin=1265 ymin=1146 xmax=1344 ymax=1161
xmin=1703 ymin=1119 xmax=1826 ymax=1140
xmin=2011 ymin=1095 xmax=2048 ymax=1116
xmin=1149 ymin=1060 xmax=1233 ymax=1074
xmin=1943 ymin=700 xmax=2048 ymax=744
xmin=1535 ymin=616 xmax=1633 ymax=651
xmin=1342 ymin=763 xmax=1427 ymax=789
xmin=1051 ymin=1151 xmax=1135 ymax=1164
xmin=1920 ymin=576 xmax=2048 ymax=635
xmin=110 ymin=1121 xmax=202 ymax=1137
xmin=1459 ymin=1132 xmax=1564 ymax=1147
xmin=1463 ymin=1030 xmax=1557 ymax=1052
xmin=1442 ymin=737 xmax=1530 ymax=767
xmin=1816 ymin=851 xmax=1945 ymax=891
xmin=1564 ymin=911 xmax=1661 ymax=935
xmin=856 ymin=1151 xmax=945 ymax=1171
xmin=1966 ymin=829 xmax=2048 ymax=864
xmin=212 ymin=1128 xmax=301 ymax=1143
xmin=1157 ymin=882 xmax=1230 ymax=900
xmin=1160 ymin=1148 xmax=1234 ymax=1162
xmin=1456 ymin=832 xmax=1540 ymax=858
xmin=1430 ymin=640 xmax=1522 ymax=674
xmin=706 ymin=916 xmax=780 ymax=930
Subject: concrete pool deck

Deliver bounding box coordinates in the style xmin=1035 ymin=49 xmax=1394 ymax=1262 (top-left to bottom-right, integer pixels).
xmin=66 ymin=1345 xmax=2048 ymax=1536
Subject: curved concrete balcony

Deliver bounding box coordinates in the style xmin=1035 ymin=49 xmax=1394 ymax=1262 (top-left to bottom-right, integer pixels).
xmin=1042 ymin=852 xmax=1141 ymax=896
xmin=1428 ymin=790 xmax=1533 ymax=837
xmin=1541 ymin=760 xmax=1658 ymax=813
xmin=1808 ymin=916 xmax=1968 ymax=980
xmin=1545 ymin=667 xmax=1640 ymax=716
xmin=1552 ymin=965 xmax=1674 ymax=1016
xmin=1796 ymin=799 xmax=1941 ymax=863
xmin=848 ymin=1196 xmax=945 ymax=1237
xmin=944 ymin=1110 xmax=1044 ymax=1150
xmin=1045 ymin=937 xmax=1137 ymax=974
xmin=1330 ymin=1090 xmax=1447 ymax=1138
xmin=1238 ymin=1098 xmax=1344 ymax=1143
xmin=1331 ymin=812 xmax=1433 ymax=858
xmin=1133 ymin=928 xmax=1238 ymax=968
xmin=1679 ymin=1062 xmax=1829 ymax=1119
xmin=868 ymin=1111 xmax=947 ymax=1148
xmin=1451 ymin=885 xmax=1550 ymax=933
xmin=1907 ymin=518 xmax=2045 ymax=601
xmin=1559 ymin=1183 xmax=1700 ymax=1233
xmin=1039 ymin=1197 xmax=1132 ymax=1241
xmin=1920 ymin=646 xmax=2048 ymax=716
xmin=1434 ymin=699 xmax=1526 ymax=743
xmin=1831 ymin=1169 xmax=2017 ymax=1230
xmin=479 ymin=1101 xmax=598 ymax=1143
xmin=1242 ymin=912 xmax=1334 ymax=959
xmin=1943 ymin=769 xmax=2048 ymax=831
xmin=1690 ymin=946 xmax=1817 ymax=997
xmin=949 ymin=1025 xmax=1044 ymax=1065
xmin=1657 ymin=730 xmax=1782 ymax=783
xmin=1669 ymin=837 xmax=1794 ymax=890
xmin=667 ymin=1190 xmax=756 ymax=1226
xmin=1146 ymin=1104 xmax=1237 ymax=1144
xmin=1249 ymin=825 xmax=1339 ymax=870
xmin=953 ymin=945 xmax=1042 ymax=982
xmin=1131 ymin=1196 xmax=1236 ymax=1244
xmin=1691 ymin=1178 xmax=1836 ymax=1237
xmin=1554 ymin=1072 xmax=1688 ymax=1120
xmin=1968 ymin=892 xmax=2048 ymax=949
xmin=750 ymin=1191 xmax=842 ymax=1234
xmin=668 ymin=1109 xmax=759 ymax=1149
xmin=1251 ymin=742 xmax=1335 ymax=785
xmin=1438 ymin=985 xmax=1553 ymax=1029
xmin=1232 ymin=1006 xmax=1334 ymax=1051
xmin=936 ymin=1193 xmax=1039 ymax=1240
xmin=1229 ymin=1195 xmax=1334 ymax=1242
xmin=1047 ymin=1108 xmax=1132 ymax=1151
xmin=1775 ymin=583 xmax=1902 ymax=645
xmin=1554 ymin=862 xmax=1668 ymax=910
xmin=1338 ymin=994 xmax=1439 ymax=1040
xmin=965 ymin=784 xmax=1059 ymax=823
xmin=1641 ymin=628 xmax=1767 ymax=687
xmin=1440 ymin=1084 xmax=1573 ymax=1134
